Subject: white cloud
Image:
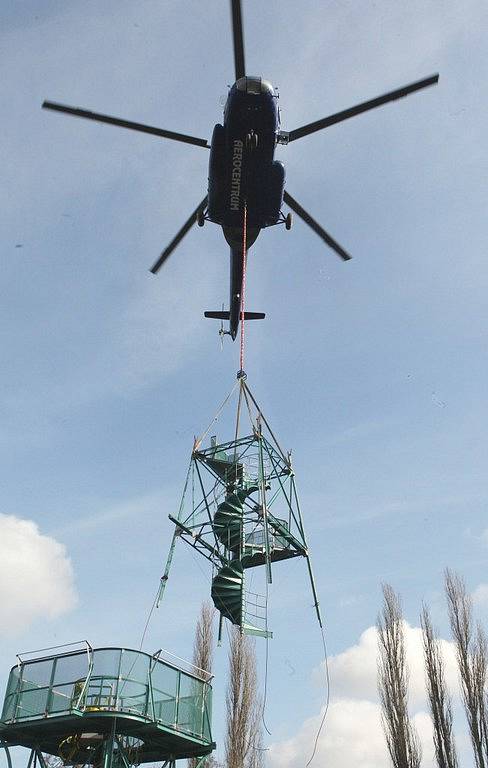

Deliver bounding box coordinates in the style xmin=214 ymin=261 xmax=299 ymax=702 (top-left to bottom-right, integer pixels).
xmin=472 ymin=583 xmax=488 ymax=606
xmin=413 ymin=711 xmax=436 ymax=766
xmin=0 ymin=514 xmax=77 ymax=635
xmin=272 ymin=622 xmax=460 ymax=768
xmin=268 ymin=699 xmax=389 ymax=768
xmin=321 ymin=625 xmax=379 ymax=702
xmin=319 ymin=622 xmax=458 ymax=708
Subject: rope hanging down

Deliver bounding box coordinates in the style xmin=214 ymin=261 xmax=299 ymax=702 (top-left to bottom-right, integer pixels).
xmin=239 ymin=201 xmax=248 ymax=376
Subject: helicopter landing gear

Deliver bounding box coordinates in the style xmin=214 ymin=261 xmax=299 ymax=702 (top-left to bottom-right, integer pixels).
xmin=285 ymin=212 xmax=293 ymax=230
xmin=197 ymin=209 xmax=205 ymax=227
xmin=245 ymin=130 xmax=258 ymax=151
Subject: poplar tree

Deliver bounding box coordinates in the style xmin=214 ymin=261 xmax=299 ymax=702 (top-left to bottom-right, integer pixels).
xmin=189 ymin=602 xmax=217 ymax=768
xmin=420 ymin=604 xmax=458 ymax=768
xmin=445 ymin=569 xmax=488 ymax=768
xmin=225 ymin=628 xmax=263 ymax=768
xmin=377 ymin=584 xmax=421 ymax=768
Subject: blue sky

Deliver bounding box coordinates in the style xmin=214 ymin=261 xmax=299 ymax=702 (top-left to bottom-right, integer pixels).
xmin=1 ymin=0 xmax=488 ymax=766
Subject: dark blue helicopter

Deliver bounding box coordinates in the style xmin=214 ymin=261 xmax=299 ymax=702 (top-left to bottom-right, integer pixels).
xmin=43 ymin=0 xmax=438 ymax=340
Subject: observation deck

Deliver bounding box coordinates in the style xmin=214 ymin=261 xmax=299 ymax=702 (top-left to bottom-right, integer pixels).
xmin=0 ymin=645 xmax=214 ymax=763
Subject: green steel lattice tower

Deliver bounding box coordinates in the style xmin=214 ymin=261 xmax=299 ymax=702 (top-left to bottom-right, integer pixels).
xmin=158 ymin=376 xmax=322 ymax=641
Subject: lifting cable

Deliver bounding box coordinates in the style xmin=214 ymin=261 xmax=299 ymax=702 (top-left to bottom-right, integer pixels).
xmin=194 ymin=378 xmax=240 ymax=451
xmin=139 ymin=581 xmax=162 ymax=650
xmin=305 ymin=624 xmax=331 ymax=767
xmin=261 ymin=577 xmax=272 ymax=736
xmin=239 ymin=201 xmax=248 ymax=375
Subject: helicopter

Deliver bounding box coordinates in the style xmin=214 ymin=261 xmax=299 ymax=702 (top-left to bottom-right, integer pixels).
xmin=43 ymin=1 xmax=438 ymax=341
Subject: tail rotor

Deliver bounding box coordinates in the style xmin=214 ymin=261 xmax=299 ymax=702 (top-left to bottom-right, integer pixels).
xmin=219 ymin=304 xmax=226 ymax=350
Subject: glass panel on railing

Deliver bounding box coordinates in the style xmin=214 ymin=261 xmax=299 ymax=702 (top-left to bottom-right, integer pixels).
xmin=91 ymin=649 xmax=120 ymax=679
xmin=1 ymin=694 xmax=15 ymax=722
xmin=52 ymin=652 xmax=89 ymax=686
xmin=202 ymin=687 xmax=212 ymax=741
xmin=5 ymin=667 xmax=20 ymax=697
xmin=84 ymin=678 xmax=116 ymax=710
xmin=1 ymin=667 xmax=20 ymax=721
xmin=21 ymin=659 xmax=53 ymax=688
xmin=48 ymin=683 xmax=74 ymax=714
xmin=151 ymin=661 xmax=178 ymax=726
xmin=86 ymin=649 xmax=121 ymax=709
xmin=117 ymin=651 xmax=150 ymax=717
xmin=17 ymin=687 xmax=49 ymax=719
xmin=177 ymin=673 xmax=202 ymax=736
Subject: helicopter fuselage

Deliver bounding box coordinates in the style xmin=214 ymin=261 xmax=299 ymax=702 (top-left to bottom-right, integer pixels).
xmin=208 ymin=76 xmax=284 ymax=232
xmin=206 ymin=76 xmax=285 ymax=338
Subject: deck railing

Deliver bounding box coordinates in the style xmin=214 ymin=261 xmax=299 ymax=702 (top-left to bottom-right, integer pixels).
xmin=1 ymin=646 xmax=212 ymax=744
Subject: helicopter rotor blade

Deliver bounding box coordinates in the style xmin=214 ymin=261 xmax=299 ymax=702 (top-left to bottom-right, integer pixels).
xmin=283 ymin=191 xmax=352 ymax=261
xmin=230 ymin=0 xmax=246 ymax=80
xmin=149 ymin=196 xmax=208 ymax=274
xmin=287 ymin=74 xmax=439 ymax=143
xmin=42 ymin=101 xmax=210 ymax=148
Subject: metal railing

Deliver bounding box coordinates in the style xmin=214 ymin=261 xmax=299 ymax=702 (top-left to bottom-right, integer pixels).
xmin=1 ymin=646 xmax=212 ymax=744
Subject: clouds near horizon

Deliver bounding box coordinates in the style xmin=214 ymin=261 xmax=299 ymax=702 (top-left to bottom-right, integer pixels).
xmin=269 ymin=621 xmax=459 ymax=768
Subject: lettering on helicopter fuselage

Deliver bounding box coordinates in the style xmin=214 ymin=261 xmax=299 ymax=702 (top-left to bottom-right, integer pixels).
xmin=230 ymin=140 xmax=243 ymax=211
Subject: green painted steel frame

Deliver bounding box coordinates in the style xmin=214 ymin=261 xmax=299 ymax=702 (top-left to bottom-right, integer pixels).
xmin=1 ymin=646 xmax=215 ymax=764
xmin=173 ymin=432 xmax=308 ymax=571
xmin=0 ymin=740 xmax=12 ymax=768
xmin=0 ymin=735 xmax=195 ymax=768
xmin=159 ymin=378 xmax=322 ymax=637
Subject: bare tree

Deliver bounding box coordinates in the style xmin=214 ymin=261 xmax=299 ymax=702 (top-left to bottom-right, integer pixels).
xmin=377 ymin=584 xmax=422 ymax=768
xmin=474 ymin=626 xmax=488 ymax=757
xmin=192 ymin=601 xmax=215 ymax=676
xmin=420 ymin=604 xmax=458 ymax=768
xmin=445 ymin=569 xmax=488 ymax=768
xmin=225 ymin=628 xmax=263 ymax=768
xmin=189 ymin=602 xmax=217 ymax=768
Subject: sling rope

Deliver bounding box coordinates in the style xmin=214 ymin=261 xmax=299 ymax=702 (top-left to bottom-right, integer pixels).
xmin=305 ymin=623 xmax=331 ymax=767
xmin=239 ymin=202 xmax=248 ymax=374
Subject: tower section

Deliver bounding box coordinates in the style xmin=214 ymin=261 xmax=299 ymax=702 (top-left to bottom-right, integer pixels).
xmin=158 ymin=377 xmax=322 ymax=640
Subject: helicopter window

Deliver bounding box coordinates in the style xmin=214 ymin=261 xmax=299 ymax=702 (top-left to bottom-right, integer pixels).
xmin=236 ymin=77 xmax=249 ymax=92
xmin=260 ymin=79 xmax=274 ymax=95
xmin=246 ymin=77 xmax=262 ymax=95
xmin=236 ymin=77 xmax=274 ymax=96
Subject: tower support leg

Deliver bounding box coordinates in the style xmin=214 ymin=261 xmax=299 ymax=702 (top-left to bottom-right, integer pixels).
xmin=34 ymin=751 xmax=48 ymax=768
xmin=0 ymin=741 xmax=12 ymax=768
xmin=102 ymin=718 xmax=117 ymax=768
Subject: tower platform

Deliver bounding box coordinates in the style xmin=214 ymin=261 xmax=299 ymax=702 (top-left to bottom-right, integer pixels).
xmin=0 ymin=645 xmax=214 ymax=764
